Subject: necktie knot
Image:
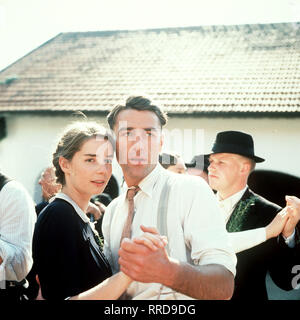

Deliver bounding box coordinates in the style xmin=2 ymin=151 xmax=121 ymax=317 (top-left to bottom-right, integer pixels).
xmin=127 ymin=186 xmax=140 ymax=201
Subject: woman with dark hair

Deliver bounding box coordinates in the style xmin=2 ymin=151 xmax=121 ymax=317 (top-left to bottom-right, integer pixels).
xmin=32 ymin=121 xmax=165 ymax=300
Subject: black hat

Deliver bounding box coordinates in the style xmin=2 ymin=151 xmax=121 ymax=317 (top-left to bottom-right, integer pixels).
xmin=207 ymin=131 xmax=265 ymax=163
xmin=185 ymin=154 xmax=210 ymax=172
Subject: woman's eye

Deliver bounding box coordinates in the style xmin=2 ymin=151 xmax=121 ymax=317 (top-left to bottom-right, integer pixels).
xmin=86 ymin=159 xmax=94 ymax=163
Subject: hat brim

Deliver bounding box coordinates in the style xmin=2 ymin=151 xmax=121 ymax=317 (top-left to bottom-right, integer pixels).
xmin=205 ymin=152 xmax=265 ymax=163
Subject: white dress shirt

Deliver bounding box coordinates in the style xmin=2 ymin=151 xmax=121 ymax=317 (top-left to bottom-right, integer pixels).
xmin=102 ymin=164 xmax=237 ymax=300
xmin=0 ymin=180 xmax=36 ymax=282
xmin=216 ymin=187 xmax=295 ymax=253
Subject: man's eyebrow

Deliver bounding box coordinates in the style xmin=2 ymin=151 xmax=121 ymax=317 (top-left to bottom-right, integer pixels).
xmin=84 ymin=153 xmax=96 ymax=157
xmin=118 ymin=127 xmax=159 ymax=132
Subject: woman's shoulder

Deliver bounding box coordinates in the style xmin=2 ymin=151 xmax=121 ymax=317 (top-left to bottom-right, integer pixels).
xmin=37 ymin=198 xmax=77 ymax=225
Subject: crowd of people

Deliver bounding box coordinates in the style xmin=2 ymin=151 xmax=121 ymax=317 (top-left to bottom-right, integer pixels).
xmin=0 ymin=95 xmax=300 ymax=301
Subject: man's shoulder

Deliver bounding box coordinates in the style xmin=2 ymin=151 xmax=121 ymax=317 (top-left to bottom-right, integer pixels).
xmin=1 ymin=179 xmax=26 ymax=193
xmin=165 ymin=170 xmax=208 ymax=188
xmin=248 ymin=189 xmax=282 ymax=212
xmin=0 ymin=179 xmax=32 ymax=202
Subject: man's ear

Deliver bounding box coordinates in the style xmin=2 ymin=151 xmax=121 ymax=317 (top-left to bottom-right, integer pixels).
xmin=58 ymin=156 xmax=70 ymax=175
xmin=241 ymin=161 xmax=251 ymax=175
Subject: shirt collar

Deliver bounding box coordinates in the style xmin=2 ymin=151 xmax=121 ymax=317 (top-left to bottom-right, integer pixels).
xmin=54 ymin=192 xmax=90 ymax=224
xmin=217 ymin=185 xmax=248 ymax=213
xmin=123 ymin=163 xmax=164 ymax=199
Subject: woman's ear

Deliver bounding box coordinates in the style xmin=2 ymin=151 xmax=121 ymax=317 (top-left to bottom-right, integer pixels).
xmin=58 ymin=156 xmax=70 ymax=175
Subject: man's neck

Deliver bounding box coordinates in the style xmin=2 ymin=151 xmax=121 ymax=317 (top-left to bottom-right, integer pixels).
xmin=123 ymin=164 xmax=157 ymax=187
xmin=219 ymin=184 xmax=247 ymax=201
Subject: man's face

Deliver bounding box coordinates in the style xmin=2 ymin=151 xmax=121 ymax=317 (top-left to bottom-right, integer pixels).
xmin=113 ymin=109 xmax=163 ymax=184
xmin=208 ymin=153 xmax=243 ymax=194
xmin=39 ymin=167 xmax=61 ymax=200
xmin=167 ymin=157 xmax=187 ymax=174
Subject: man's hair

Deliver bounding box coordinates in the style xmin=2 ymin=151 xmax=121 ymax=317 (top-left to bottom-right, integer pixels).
xmin=107 ymin=95 xmax=168 ymax=130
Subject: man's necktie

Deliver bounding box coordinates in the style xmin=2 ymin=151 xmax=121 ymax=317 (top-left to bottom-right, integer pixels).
xmin=120 ymin=186 xmax=140 ymax=245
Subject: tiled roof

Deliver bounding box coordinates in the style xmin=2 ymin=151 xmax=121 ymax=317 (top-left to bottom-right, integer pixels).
xmin=0 ymin=22 xmax=300 ymax=114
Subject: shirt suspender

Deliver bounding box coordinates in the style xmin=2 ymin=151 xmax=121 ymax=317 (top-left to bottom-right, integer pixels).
xmin=156 ymin=176 xmax=171 ymax=255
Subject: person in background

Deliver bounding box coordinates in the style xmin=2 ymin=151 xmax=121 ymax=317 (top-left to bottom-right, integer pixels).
xmin=159 ymin=152 xmax=186 ymax=174
xmin=36 ymin=166 xmax=62 ymax=215
xmin=207 ymin=130 xmax=300 ymax=300
xmin=0 ymin=171 xmax=36 ymax=301
xmin=185 ymin=154 xmax=209 ymax=183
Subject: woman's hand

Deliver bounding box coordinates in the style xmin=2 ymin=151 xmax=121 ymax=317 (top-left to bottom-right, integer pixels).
xmin=265 ymin=207 xmax=291 ymax=240
xmin=132 ymin=225 xmax=168 ymax=251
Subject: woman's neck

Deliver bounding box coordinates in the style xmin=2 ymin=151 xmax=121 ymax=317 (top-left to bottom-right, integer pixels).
xmin=61 ymin=185 xmax=90 ymax=213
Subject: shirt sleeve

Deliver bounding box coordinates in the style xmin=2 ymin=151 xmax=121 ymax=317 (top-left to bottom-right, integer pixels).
xmin=0 ymin=181 xmax=36 ymax=281
xmin=228 ymin=228 xmax=266 ymax=253
xmin=282 ymin=229 xmax=296 ymax=248
xmin=102 ymin=199 xmax=116 ymax=273
xmin=183 ymin=177 xmax=237 ymax=276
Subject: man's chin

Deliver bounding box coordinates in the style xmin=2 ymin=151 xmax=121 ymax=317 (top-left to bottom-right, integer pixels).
xmin=127 ymin=159 xmax=150 ymax=166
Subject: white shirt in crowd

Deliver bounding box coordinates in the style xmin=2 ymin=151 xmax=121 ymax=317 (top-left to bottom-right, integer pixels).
xmin=0 ymin=180 xmax=36 ymax=283
xmin=102 ymin=164 xmax=237 ymax=300
xmin=216 ymin=186 xmax=295 ymax=253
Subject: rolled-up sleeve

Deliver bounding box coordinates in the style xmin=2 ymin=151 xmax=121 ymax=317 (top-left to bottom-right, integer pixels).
xmin=0 ymin=181 xmax=36 ymax=281
xmin=183 ymin=178 xmax=237 ymax=276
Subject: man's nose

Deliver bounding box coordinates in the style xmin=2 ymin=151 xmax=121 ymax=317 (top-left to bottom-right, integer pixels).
xmin=208 ymin=163 xmax=214 ymax=172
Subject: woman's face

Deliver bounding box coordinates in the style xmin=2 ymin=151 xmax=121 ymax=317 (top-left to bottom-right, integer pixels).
xmin=62 ymin=137 xmax=113 ymax=198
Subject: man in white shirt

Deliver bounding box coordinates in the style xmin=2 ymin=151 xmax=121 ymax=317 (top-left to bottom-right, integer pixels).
xmin=102 ymin=95 xmax=237 ymax=300
xmin=207 ymin=130 xmax=300 ymax=300
xmin=0 ymin=172 xmax=36 ymax=300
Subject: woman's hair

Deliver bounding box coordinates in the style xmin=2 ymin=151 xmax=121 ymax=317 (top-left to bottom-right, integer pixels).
xmin=52 ymin=121 xmax=115 ymax=186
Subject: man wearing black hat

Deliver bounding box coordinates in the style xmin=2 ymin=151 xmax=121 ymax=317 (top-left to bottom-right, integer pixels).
xmin=207 ymin=130 xmax=300 ymax=300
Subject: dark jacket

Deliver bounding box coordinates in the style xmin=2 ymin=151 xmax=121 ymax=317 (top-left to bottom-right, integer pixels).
xmin=32 ymin=198 xmax=112 ymax=300
xmin=228 ymin=188 xmax=299 ymax=300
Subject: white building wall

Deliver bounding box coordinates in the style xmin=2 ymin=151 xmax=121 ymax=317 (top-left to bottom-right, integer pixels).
xmin=0 ymin=113 xmax=299 ymax=201
xmin=164 ymin=116 xmax=300 ymax=178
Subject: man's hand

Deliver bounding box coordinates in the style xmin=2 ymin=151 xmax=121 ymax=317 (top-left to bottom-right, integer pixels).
xmin=118 ymin=237 xmax=172 ymax=284
xmin=119 ymin=225 xmax=170 ymax=284
xmin=282 ymin=196 xmax=300 ymax=238
xmin=132 ymin=225 xmax=168 ymax=251
xmin=87 ymin=201 xmax=106 ymax=221
xmin=0 ymin=256 xmax=3 ymax=265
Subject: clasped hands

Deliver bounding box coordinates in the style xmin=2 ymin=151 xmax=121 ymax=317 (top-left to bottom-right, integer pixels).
xmin=266 ymin=195 xmax=300 ymax=240
xmin=118 ymin=225 xmax=173 ymax=284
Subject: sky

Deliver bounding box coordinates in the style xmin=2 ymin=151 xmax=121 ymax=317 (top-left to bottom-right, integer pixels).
xmin=0 ymin=0 xmax=300 ymax=71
